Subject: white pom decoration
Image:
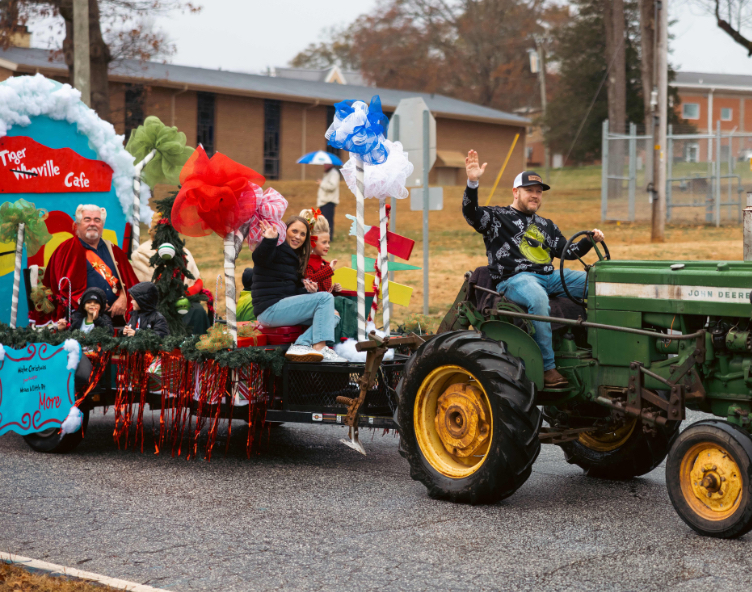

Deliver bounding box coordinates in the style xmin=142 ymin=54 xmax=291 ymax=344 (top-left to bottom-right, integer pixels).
xmin=61 ymin=406 xmax=84 ymax=435
xmin=341 ymin=140 xmax=414 ymax=200
xmin=158 ymin=243 xmax=176 ymax=260
xmin=63 ymin=338 xmax=80 ymax=370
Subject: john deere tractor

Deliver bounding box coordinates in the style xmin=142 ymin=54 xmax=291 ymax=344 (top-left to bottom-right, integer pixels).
xmin=395 ymin=231 xmax=752 ymax=539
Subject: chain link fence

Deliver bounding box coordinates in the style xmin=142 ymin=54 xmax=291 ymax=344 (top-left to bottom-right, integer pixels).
xmin=601 ymin=120 xmax=752 ymax=224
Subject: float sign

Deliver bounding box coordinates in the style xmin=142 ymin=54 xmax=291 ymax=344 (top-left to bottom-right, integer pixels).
xmin=0 ymin=136 xmax=113 ymax=194
xmin=0 ymin=342 xmax=79 ymax=436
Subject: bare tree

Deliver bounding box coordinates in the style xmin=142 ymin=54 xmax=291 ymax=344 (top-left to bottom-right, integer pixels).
xmin=0 ymin=0 xmax=200 ymax=120
xmin=603 ymin=0 xmax=627 ymax=134
xmin=638 ymin=0 xmax=655 ymax=131
xmin=705 ymin=0 xmax=752 ymax=54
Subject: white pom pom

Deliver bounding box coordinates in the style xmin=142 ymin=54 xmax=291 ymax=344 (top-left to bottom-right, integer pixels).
xmin=61 ymin=406 xmax=83 ymax=435
xmin=63 ymin=339 xmax=80 ymax=370
xmin=0 ymin=343 xmax=4 ymax=362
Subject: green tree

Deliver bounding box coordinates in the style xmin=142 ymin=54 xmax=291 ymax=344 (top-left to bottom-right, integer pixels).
xmin=149 ymin=192 xmax=205 ymax=336
xmin=544 ymin=0 xmax=682 ymax=164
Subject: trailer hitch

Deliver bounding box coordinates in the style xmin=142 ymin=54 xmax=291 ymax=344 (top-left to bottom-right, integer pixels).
xmin=336 ymin=333 xmax=424 ymax=455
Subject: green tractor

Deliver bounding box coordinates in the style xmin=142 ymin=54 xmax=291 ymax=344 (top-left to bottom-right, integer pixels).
xmin=395 ymin=231 xmax=752 ymax=539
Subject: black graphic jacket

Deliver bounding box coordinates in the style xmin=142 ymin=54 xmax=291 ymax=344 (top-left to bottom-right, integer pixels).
xmin=462 ymin=183 xmax=594 ymax=282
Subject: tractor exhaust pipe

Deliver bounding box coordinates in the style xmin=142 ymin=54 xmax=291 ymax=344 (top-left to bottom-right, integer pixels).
xmin=744 ymin=192 xmax=752 ymax=261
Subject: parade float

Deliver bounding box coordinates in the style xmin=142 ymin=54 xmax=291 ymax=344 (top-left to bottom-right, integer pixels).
xmin=0 ymin=76 xmax=416 ymax=459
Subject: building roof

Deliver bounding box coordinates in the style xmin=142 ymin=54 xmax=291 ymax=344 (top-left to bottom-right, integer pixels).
xmin=271 ymin=66 xmax=369 ymax=87
xmin=672 ymin=71 xmax=752 ymax=92
xmin=0 ymin=46 xmax=529 ymax=126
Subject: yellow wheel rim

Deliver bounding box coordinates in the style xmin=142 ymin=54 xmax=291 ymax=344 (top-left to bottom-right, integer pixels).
xmin=679 ymin=442 xmax=743 ymax=521
xmin=413 ymin=365 xmax=493 ymax=479
xmin=578 ymin=417 xmax=637 ymax=452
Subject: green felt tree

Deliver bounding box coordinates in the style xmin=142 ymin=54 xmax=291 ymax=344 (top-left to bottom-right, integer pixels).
xmin=148 ymin=192 xmax=207 ymax=336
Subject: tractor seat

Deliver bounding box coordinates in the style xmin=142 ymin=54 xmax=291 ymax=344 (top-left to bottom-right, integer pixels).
xmin=467 ymin=266 xmax=586 ymax=330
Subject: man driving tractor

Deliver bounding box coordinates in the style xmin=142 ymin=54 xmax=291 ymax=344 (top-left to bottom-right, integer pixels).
xmin=462 ymin=150 xmax=605 ymax=389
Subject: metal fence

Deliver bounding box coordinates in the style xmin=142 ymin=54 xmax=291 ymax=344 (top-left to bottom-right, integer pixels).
xmin=601 ymin=120 xmax=752 ymax=225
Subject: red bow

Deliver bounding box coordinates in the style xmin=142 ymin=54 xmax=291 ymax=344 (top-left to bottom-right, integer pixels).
xmin=310 ymin=234 xmax=318 ymax=249
xmin=172 ymin=146 xmax=265 ymax=237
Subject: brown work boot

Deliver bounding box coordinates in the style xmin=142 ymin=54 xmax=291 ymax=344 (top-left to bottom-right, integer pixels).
xmin=544 ymin=368 xmax=569 ymax=388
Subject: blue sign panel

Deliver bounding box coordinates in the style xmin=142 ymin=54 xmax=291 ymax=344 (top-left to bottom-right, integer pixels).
xmin=0 ymin=342 xmax=80 ymax=436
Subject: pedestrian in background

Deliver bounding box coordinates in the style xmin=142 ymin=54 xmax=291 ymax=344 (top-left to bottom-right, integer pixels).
xmin=316 ymin=164 xmax=340 ymax=240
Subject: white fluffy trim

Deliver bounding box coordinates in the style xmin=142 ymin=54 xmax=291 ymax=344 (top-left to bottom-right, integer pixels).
xmin=334 ymin=322 xmax=394 ymax=363
xmin=63 ymin=338 xmax=81 ymax=370
xmin=61 ymin=406 xmax=84 ymax=435
xmin=0 ymin=343 xmax=4 ymax=362
xmin=0 ymin=74 xmax=136 ymax=217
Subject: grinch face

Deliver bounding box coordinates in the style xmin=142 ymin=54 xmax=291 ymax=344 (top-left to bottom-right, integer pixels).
xmin=519 ymin=224 xmax=551 ymax=265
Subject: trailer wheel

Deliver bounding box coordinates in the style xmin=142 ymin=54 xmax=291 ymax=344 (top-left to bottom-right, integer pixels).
xmin=397 ymin=331 xmax=541 ymax=504
xmin=22 ymin=408 xmax=90 ymax=454
xmin=554 ymin=394 xmax=680 ymax=479
xmin=666 ymin=420 xmax=752 ymax=539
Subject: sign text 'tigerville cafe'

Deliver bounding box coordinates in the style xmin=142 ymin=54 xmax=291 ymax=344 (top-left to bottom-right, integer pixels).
xmin=0 ymin=136 xmax=113 ymax=194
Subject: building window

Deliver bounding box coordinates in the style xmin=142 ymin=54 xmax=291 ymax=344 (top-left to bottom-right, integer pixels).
xmin=197 ymin=92 xmax=215 ymax=156
xmin=325 ymin=105 xmax=340 ymax=158
xmin=124 ymin=84 xmax=145 ymax=140
xmin=685 ymin=143 xmax=700 ymax=163
xmin=264 ymin=99 xmax=281 ymax=179
xmin=682 ymin=103 xmax=700 ymax=120
xmin=721 ymin=107 xmax=733 ymax=121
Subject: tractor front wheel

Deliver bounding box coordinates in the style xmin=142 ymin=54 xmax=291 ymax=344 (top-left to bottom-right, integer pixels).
xmin=397 ymin=331 xmax=541 ymax=504
xmin=666 ymin=420 xmax=752 ymax=539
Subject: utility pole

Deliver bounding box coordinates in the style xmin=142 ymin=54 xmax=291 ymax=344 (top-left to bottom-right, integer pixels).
xmin=651 ymin=0 xmax=668 ymax=242
xmin=533 ymin=39 xmax=550 ymax=182
xmin=73 ymin=0 xmax=91 ymax=106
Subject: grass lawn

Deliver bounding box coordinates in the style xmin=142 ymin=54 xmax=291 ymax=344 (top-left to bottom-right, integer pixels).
xmin=151 ymin=165 xmax=744 ymax=330
xmin=0 ymin=562 xmax=121 ymax=591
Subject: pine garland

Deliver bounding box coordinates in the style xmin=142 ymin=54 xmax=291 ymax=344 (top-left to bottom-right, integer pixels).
xmin=0 ymin=323 xmax=286 ymax=375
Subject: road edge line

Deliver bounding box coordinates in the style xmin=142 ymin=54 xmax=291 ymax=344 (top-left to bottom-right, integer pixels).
xmin=0 ymin=552 xmax=171 ymax=592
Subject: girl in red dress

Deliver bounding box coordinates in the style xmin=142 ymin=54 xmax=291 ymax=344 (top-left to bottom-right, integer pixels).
xmin=301 ymin=209 xmax=342 ymax=294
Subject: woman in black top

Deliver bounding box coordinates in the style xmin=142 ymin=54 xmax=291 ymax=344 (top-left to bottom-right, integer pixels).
xmin=252 ymin=216 xmax=345 ymax=363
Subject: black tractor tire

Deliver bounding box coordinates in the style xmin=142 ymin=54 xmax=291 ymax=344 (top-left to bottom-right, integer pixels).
xmin=553 ymin=396 xmax=681 ymax=480
xmin=397 ymin=331 xmax=541 ymax=504
xmin=666 ymin=420 xmax=752 ymax=539
xmin=22 ymin=408 xmax=90 ymax=453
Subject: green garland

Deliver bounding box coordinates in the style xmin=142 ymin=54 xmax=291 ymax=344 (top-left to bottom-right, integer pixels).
xmin=0 ymin=323 xmax=286 ymax=375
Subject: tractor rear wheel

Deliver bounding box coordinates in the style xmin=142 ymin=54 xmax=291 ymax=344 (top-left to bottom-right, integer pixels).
xmin=666 ymin=420 xmax=752 ymax=539
xmin=397 ymin=331 xmax=541 ymax=504
xmin=553 ymin=396 xmax=680 ymax=479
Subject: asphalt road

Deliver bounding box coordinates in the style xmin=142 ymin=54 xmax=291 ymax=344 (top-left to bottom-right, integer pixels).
xmin=1 ymin=408 xmax=750 ymax=592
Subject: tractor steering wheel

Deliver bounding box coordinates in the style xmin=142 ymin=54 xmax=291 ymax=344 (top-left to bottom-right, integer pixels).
xmin=559 ymin=230 xmax=610 ymax=307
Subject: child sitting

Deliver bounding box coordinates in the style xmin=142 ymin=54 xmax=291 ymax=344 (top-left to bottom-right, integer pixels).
xmin=56 ymin=287 xmax=114 ymax=335
xmin=237 ymin=268 xmax=255 ymax=322
xmin=300 ymin=209 xmax=342 ymax=294
xmin=122 ymin=282 xmax=170 ymax=337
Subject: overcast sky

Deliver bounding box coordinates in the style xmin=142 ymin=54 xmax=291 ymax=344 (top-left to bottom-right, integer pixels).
xmin=29 ymin=0 xmax=752 ymax=76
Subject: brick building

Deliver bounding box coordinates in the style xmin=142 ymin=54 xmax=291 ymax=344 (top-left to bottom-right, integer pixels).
xmin=671 ymin=71 xmax=752 ymax=161
xmin=0 ymin=46 xmax=529 ymax=188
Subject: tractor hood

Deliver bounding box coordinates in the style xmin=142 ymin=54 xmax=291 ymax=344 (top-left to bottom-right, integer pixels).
xmin=590 ymin=260 xmax=752 ymax=317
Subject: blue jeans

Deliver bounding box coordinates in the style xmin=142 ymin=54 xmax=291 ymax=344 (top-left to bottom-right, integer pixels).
xmin=496 ymin=270 xmax=587 ymax=371
xmin=257 ymin=292 xmax=339 ymax=347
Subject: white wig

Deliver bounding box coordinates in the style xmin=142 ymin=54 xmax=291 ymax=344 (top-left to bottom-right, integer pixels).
xmin=75 ymin=204 xmax=107 ymax=224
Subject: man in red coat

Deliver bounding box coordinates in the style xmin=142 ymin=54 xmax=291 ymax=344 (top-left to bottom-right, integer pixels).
xmin=42 ymin=204 xmax=139 ymax=326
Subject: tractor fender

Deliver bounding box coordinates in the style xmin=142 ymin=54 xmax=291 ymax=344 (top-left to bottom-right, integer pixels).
xmin=477 ymin=320 xmax=544 ymax=390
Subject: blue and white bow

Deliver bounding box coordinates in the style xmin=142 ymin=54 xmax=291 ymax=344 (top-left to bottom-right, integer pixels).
xmin=325 ymin=95 xmax=389 ymax=165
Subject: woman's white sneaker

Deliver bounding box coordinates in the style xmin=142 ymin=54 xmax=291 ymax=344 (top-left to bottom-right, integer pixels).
xmin=320 ymin=346 xmax=348 ymax=363
xmin=285 ymin=345 xmax=324 ymax=362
